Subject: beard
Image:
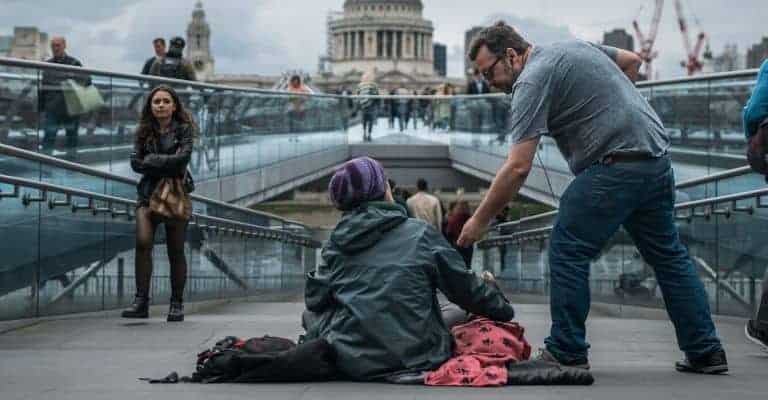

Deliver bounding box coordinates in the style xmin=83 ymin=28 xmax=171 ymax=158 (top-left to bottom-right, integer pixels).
xmin=497 ymin=62 xmax=521 ymax=94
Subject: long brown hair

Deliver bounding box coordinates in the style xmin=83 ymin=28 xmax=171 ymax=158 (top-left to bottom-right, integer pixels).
xmin=135 ymin=85 xmax=195 ymax=147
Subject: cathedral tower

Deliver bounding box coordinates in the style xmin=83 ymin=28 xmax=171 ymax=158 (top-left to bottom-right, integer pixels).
xmin=186 ymin=1 xmax=215 ymax=81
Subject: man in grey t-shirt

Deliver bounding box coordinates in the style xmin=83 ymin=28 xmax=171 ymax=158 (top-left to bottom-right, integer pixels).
xmin=457 ymin=21 xmax=726 ymax=374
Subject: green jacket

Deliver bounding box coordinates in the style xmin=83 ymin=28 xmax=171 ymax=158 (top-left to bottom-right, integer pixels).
xmin=304 ymin=201 xmax=514 ymax=381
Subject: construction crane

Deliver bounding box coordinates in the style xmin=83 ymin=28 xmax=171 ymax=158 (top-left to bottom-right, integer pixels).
xmin=632 ymin=0 xmax=664 ymax=80
xmin=674 ymin=0 xmax=710 ymax=75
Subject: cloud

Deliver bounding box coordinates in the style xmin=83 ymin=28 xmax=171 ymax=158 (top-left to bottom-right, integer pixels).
xmin=481 ymin=13 xmax=575 ymax=45
xmin=444 ymin=13 xmax=575 ymax=76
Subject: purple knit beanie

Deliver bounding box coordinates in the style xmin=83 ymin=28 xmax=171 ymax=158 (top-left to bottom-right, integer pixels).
xmin=328 ymin=157 xmax=387 ymax=210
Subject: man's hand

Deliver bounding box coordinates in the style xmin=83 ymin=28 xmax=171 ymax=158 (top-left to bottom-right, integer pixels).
xmin=457 ymin=216 xmax=487 ymax=248
xmin=456 ymin=137 xmax=540 ymax=248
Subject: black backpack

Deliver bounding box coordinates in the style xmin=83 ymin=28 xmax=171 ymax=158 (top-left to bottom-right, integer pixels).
xmin=746 ymin=118 xmax=768 ymax=182
xmin=156 ymin=57 xmax=185 ymax=80
xmin=187 ymin=335 xmax=337 ymax=383
xmin=191 ymin=335 xmax=296 ymax=383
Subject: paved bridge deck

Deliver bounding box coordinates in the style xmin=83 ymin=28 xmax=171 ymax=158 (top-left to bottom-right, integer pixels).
xmin=1 ymin=294 xmax=764 ymax=400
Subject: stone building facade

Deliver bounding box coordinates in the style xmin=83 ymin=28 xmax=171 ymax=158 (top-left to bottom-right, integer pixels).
xmin=0 ymin=27 xmax=49 ymax=61
xmin=315 ymin=0 xmax=465 ymax=93
xmin=211 ymin=0 xmax=464 ymax=93
xmin=328 ymin=0 xmax=435 ymax=77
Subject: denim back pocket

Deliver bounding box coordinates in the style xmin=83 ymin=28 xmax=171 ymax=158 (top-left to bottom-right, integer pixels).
xmin=588 ymin=165 xmax=644 ymax=215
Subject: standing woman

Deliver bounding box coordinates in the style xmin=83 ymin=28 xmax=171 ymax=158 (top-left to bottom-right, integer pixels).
xmin=123 ymin=85 xmax=195 ymax=322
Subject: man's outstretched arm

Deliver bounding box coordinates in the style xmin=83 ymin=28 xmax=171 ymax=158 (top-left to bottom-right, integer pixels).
xmin=457 ymin=136 xmax=539 ymax=247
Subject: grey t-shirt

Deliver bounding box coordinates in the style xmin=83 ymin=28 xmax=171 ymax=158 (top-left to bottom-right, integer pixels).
xmin=508 ymin=40 xmax=669 ymax=174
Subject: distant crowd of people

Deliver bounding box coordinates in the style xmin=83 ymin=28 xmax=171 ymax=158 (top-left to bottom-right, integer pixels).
xmin=37 ymin=34 xmax=508 ymax=149
xmin=331 ymin=67 xmax=511 ymax=142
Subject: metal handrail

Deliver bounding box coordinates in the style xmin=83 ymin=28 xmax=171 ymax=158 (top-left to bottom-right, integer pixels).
xmin=0 ymin=174 xmax=320 ymax=248
xmin=0 ymin=57 xmax=343 ymax=99
xmin=494 ymin=210 xmax=558 ymax=234
xmin=674 ymin=187 xmax=768 ymax=210
xmin=2 ymin=56 xmax=757 ymax=98
xmin=480 ymin=226 xmax=552 ymax=248
xmin=636 ymin=68 xmax=759 ymax=88
xmin=479 ymin=186 xmax=768 ymax=248
xmin=675 ymin=166 xmax=753 ymax=189
xmin=0 ymin=143 xmax=307 ymax=228
xmin=347 ymin=93 xmax=507 ymax=100
xmin=0 ymin=57 xmax=502 ymax=101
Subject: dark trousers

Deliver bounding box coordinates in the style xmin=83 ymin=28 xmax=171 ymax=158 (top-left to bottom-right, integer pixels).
xmin=288 ymin=110 xmax=305 ymax=133
xmin=42 ymin=112 xmax=79 ymax=150
xmin=544 ymin=156 xmax=722 ymax=363
xmin=472 ymin=109 xmax=483 ymax=132
xmin=362 ymin=112 xmax=375 ymax=141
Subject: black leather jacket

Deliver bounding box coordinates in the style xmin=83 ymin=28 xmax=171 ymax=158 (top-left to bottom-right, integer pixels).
xmin=130 ymin=121 xmax=194 ymax=206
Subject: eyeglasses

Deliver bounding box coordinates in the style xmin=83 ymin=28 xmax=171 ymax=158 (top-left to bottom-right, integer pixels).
xmin=482 ymin=57 xmax=501 ymax=81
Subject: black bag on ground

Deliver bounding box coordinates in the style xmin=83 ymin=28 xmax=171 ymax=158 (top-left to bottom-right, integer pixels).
xmin=234 ymin=338 xmax=337 ymax=383
xmin=747 ymin=118 xmax=768 ymax=182
xmin=188 ymin=335 xmax=336 ymax=383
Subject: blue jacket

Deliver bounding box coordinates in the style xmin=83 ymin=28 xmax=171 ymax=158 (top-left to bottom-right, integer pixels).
xmin=744 ymin=59 xmax=768 ymax=139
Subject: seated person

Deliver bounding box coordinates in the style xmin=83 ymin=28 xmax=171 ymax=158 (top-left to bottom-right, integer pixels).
xmin=302 ymin=157 xmax=515 ymax=381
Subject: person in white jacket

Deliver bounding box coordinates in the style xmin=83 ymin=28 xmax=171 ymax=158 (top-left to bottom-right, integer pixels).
xmin=406 ymin=178 xmax=442 ymax=230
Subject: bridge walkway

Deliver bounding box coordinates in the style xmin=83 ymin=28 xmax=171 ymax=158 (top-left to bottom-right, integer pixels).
xmin=1 ymin=294 xmax=764 ymax=400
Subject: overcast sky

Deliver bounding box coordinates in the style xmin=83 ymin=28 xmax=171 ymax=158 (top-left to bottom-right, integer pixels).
xmin=1 ymin=0 xmax=765 ymax=79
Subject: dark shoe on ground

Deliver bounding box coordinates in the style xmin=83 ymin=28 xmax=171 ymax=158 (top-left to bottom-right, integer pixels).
xmin=534 ymin=348 xmax=591 ymax=370
xmin=121 ymin=295 xmax=149 ymax=319
xmin=167 ymin=300 xmax=184 ymax=322
xmin=745 ymin=320 xmax=768 ymax=352
xmin=675 ymin=349 xmax=728 ymax=374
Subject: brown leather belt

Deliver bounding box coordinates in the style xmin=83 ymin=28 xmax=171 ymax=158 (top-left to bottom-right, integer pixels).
xmin=598 ymin=153 xmax=658 ymax=165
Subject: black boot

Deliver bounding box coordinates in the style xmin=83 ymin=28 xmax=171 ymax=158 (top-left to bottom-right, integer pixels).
xmin=167 ymin=300 xmax=184 ymax=322
xmin=121 ymin=295 xmax=149 ymax=319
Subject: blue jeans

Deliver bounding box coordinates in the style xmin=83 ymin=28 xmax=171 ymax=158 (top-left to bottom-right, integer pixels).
xmin=544 ymin=156 xmax=723 ymax=363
